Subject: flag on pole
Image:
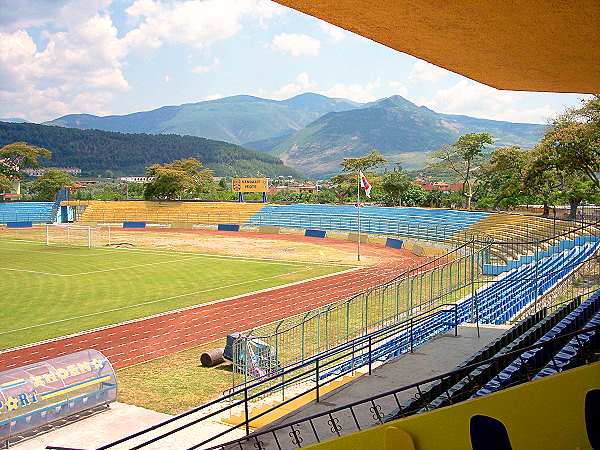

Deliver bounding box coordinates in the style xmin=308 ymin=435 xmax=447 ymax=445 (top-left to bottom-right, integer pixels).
xmin=359 ymin=171 xmax=372 ymax=198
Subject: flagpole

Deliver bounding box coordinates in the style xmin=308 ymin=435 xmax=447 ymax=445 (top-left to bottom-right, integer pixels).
xmin=357 ymin=171 xmax=361 ymax=261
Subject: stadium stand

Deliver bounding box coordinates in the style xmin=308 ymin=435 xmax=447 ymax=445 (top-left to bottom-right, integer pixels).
xmin=317 ymin=242 xmax=598 ymax=379
xmin=0 ymin=202 xmax=55 ymax=223
xmin=199 ymin=305 xmax=599 ymax=450
xmin=473 ymin=291 xmax=600 ymax=397
xmin=77 ymin=200 xmax=266 ymax=224
xmin=248 ymin=204 xmax=489 ymax=239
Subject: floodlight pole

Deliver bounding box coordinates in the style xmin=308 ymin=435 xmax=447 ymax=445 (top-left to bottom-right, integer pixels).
xmin=357 ymin=171 xmax=361 ymax=261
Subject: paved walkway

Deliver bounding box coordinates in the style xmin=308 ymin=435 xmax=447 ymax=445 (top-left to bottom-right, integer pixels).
xmin=248 ymin=324 xmax=507 ymax=449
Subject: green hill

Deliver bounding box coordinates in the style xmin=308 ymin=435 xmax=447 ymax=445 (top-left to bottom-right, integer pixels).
xmin=44 ymin=93 xmax=358 ymax=146
xmin=0 ymin=122 xmax=301 ymax=177
xmin=273 ymin=96 xmax=546 ymax=175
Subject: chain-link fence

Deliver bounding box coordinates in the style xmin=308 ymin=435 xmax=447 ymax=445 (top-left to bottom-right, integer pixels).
xmin=231 ymin=239 xmax=489 ymax=386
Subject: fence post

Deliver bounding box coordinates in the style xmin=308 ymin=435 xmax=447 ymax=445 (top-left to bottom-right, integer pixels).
xmin=454 ymin=305 xmax=458 ymax=336
xmin=244 ymin=386 xmax=250 ymax=436
xmin=410 ymin=317 xmax=414 ymax=353
xmin=368 ymin=335 xmax=373 ymax=375
xmin=471 ymin=240 xmax=480 ymax=338
xmin=315 ymin=358 xmax=320 ymax=402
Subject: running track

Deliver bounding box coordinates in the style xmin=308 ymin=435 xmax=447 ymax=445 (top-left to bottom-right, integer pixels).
xmin=0 ymin=245 xmax=425 ymax=371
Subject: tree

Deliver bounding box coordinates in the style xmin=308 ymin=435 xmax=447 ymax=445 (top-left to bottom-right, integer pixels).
xmin=340 ymin=150 xmax=388 ymax=173
xmin=30 ymin=169 xmax=73 ymax=201
xmin=381 ymin=169 xmax=413 ymax=206
xmin=0 ymin=142 xmax=51 ymax=179
xmin=543 ymin=95 xmax=600 ymax=188
xmin=478 ymin=146 xmax=530 ymax=209
xmin=429 ymin=133 xmax=493 ymax=210
xmin=0 ymin=174 xmax=12 ymax=193
xmin=524 ymin=143 xmax=597 ymax=219
xmin=144 ymin=158 xmax=214 ymax=200
xmin=330 ymin=173 xmax=357 ymax=202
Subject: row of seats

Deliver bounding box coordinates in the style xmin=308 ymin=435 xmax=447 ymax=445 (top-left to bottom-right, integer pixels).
xmin=466 ymin=242 xmax=599 ymax=324
xmin=0 ymin=202 xmax=55 ymax=223
xmin=78 ymin=201 xmax=266 ymax=224
xmin=421 ymin=299 xmax=581 ymax=412
xmin=248 ymin=204 xmax=489 ymax=239
xmin=534 ymin=310 xmax=600 ymax=379
xmin=320 ymin=243 xmax=596 ymax=381
xmin=474 ymin=292 xmax=600 ymax=397
xmin=388 ymin=309 xmax=547 ymax=418
xmin=384 ymin=292 xmax=599 ymax=422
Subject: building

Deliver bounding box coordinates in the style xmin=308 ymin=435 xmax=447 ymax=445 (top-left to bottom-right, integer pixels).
xmin=415 ymin=178 xmax=463 ymax=193
xmin=118 ymin=176 xmax=155 ymax=183
xmin=23 ymin=167 xmax=82 ymax=177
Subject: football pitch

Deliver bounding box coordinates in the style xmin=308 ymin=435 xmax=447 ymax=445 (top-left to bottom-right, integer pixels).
xmin=0 ymin=239 xmax=348 ymax=350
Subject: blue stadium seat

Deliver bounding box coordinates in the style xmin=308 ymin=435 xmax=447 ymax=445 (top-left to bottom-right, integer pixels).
xmin=248 ymin=204 xmax=489 ymax=241
xmin=473 ymin=292 xmax=600 ymax=397
xmin=0 ymin=202 xmax=56 ymax=224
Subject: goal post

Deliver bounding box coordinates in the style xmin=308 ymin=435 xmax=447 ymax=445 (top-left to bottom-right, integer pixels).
xmin=45 ymin=224 xmax=92 ymax=248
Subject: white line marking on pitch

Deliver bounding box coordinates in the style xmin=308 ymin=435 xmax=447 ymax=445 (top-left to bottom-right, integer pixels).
xmin=0 ymin=236 xmax=356 ymax=267
xmin=0 ymin=257 xmax=200 ymax=277
xmin=0 ymin=267 xmax=314 ymax=337
xmin=0 ymin=267 xmax=67 ymax=276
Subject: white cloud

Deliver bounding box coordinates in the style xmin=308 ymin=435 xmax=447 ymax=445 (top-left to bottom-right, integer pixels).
xmin=272 ymin=72 xmax=316 ymax=99
xmin=0 ymin=14 xmax=128 ymax=121
xmin=389 ymin=81 xmax=408 ymax=97
xmin=0 ymin=0 xmax=281 ymax=121
xmin=270 ymin=33 xmax=321 ymax=56
xmin=408 ymin=59 xmax=449 ymax=83
xmin=191 ymin=57 xmax=220 ymax=74
xmin=205 ymin=93 xmax=223 ymax=101
xmin=319 ymin=21 xmax=346 ymax=43
xmin=124 ymin=0 xmax=280 ymax=51
xmin=420 ymin=80 xmax=558 ymax=123
xmin=322 ymin=79 xmax=381 ymax=103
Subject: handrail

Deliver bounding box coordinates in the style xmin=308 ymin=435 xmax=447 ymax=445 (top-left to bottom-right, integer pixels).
xmin=203 ymin=322 xmax=600 ymax=450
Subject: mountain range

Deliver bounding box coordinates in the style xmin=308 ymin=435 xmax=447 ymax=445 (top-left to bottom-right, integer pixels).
xmin=44 ymin=93 xmax=547 ymax=176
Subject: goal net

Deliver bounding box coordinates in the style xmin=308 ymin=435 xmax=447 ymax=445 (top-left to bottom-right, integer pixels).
xmin=46 ymin=224 xmax=92 ymax=248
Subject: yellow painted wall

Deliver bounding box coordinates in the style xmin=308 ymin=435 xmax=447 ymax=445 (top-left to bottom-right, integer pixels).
xmin=307 ymin=362 xmax=600 ymax=450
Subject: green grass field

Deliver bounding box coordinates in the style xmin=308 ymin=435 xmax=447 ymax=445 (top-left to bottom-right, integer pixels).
xmin=0 ymin=239 xmax=347 ymax=350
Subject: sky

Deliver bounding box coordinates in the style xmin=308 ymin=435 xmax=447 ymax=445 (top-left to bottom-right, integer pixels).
xmin=0 ymin=0 xmax=589 ymax=124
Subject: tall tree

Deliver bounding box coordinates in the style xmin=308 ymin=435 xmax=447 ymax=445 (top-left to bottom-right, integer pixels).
xmin=30 ymin=169 xmax=74 ymax=201
xmin=381 ymin=169 xmax=413 ymax=206
xmin=0 ymin=142 xmax=51 ymax=189
xmin=543 ymin=94 xmax=600 ymax=188
xmin=428 ymin=133 xmax=493 ymax=210
xmin=340 ymin=150 xmax=388 ymax=173
xmin=144 ymin=158 xmax=214 ymax=200
xmin=478 ymin=146 xmax=530 ymax=209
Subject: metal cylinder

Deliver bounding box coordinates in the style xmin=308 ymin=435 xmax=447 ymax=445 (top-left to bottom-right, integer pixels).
xmin=200 ymin=348 xmax=225 ymax=367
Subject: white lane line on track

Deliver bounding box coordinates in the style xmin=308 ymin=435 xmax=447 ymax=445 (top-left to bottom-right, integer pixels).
xmin=0 ymin=266 xmax=316 ymax=337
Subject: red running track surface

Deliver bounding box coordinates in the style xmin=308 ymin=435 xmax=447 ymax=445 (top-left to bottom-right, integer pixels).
xmin=0 ymin=246 xmax=425 ymax=370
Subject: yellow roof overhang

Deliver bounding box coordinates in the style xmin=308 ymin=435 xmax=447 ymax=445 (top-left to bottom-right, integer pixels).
xmin=274 ymin=0 xmax=600 ymax=93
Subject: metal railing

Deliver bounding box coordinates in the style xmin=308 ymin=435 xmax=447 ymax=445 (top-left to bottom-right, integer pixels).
xmin=88 ymin=302 xmax=460 ymax=450
xmin=205 ymin=322 xmax=600 ymax=450
xmin=231 ymin=239 xmax=486 ymax=387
